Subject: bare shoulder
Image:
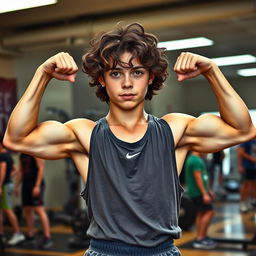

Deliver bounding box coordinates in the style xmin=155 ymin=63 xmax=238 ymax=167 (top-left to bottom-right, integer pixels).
xmin=162 ymin=113 xmax=195 ymax=124
xmin=65 ymin=118 xmax=96 ymax=153
xmin=161 ymin=113 xmax=195 ymax=147
xmin=65 ymin=118 xmax=96 ymax=130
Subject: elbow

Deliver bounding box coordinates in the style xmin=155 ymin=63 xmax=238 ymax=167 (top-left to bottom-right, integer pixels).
xmin=247 ymin=124 xmax=256 ymax=139
xmin=3 ymin=135 xmax=14 ymax=151
xmin=3 ymin=134 xmax=21 ymax=152
xmin=239 ymin=125 xmax=256 ymax=142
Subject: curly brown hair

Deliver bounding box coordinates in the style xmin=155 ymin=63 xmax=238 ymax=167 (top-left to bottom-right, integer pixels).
xmin=82 ymin=23 xmax=169 ymax=102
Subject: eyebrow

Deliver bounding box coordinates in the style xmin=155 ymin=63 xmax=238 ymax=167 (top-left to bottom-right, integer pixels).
xmin=110 ymin=65 xmax=146 ymax=71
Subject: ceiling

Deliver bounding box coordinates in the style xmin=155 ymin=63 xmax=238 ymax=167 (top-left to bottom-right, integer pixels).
xmin=0 ymin=0 xmax=255 ymax=77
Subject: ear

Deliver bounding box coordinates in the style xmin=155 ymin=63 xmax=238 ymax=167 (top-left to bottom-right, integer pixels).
xmin=99 ymin=77 xmax=105 ymax=87
xmin=149 ymin=74 xmax=155 ymax=85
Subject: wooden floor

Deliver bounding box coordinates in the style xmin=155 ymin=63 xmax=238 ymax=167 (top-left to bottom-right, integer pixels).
xmin=1 ymin=196 xmax=256 ymax=256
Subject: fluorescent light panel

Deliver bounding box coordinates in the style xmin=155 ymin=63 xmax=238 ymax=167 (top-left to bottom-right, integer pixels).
xmin=237 ymin=68 xmax=256 ymax=77
xmin=211 ymin=55 xmax=256 ymax=66
xmin=158 ymin=37 xmax=214 ymax=51
xmin=0 ymin=0 xmax=57 ymax=13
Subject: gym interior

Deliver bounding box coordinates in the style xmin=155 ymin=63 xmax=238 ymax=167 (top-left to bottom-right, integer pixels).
xmin=0 ymin=0 xmax=256 ymax=255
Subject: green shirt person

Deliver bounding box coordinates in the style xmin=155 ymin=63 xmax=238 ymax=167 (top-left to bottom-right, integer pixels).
xmin=185 ymin=153 xmax=209 ymax=198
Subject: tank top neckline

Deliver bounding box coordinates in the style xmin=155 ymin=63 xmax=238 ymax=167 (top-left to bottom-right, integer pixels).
xmin=102 ymin=114 xmax=153 ymax=147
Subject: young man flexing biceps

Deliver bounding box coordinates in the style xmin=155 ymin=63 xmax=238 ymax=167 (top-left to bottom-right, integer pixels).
xmin=3 ymin=23 xmax=255 ymax=255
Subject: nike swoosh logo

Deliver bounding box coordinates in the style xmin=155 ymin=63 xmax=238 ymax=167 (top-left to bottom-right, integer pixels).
xmin=126 ymin=152 xmax=140 ymax=159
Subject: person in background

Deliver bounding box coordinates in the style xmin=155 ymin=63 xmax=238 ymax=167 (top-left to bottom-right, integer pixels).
xmin=3 ymin=23 xmax=255 ymax=255
xmin=0 ymin=141 xmax=25 ymax=246
xmin=185 ymin=151 xmax=216 ymax=250
xmin=208 ymin=150 xmax=227 ymax=198
xmin=237 ymin=139 xmax=256 ymax=212
xmin=14 ymin=153 xmax=53 ymax=249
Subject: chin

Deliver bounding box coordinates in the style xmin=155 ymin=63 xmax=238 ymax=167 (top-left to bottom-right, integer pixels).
xmin=118 ymin=101 xmax=138 ymax=110
xmin=122 ymin=104 xmax=137 ymax=110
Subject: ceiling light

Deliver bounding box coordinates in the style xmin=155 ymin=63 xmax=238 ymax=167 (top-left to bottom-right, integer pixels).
xmin=157 ymin=37 xmax=213 ymax=51
xmin=0 ymin=0 xmax=57 ymax=13
xmin=237 ymin=68 xmax=256 ymax=77
xmin=211 ymin=55 xmax=256 ymax=66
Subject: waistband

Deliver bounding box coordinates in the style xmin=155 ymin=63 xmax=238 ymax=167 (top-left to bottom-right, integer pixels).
xmin=89 ymin=238 xmax=174 ymax=256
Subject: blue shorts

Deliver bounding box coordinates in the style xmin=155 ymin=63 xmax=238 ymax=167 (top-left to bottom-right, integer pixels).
xmin=84 ymin=239 xmax=181 ymax=256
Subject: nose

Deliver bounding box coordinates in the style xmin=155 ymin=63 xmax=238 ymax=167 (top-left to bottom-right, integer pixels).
xmin=122 ymin=73 xmax=133 ymax=89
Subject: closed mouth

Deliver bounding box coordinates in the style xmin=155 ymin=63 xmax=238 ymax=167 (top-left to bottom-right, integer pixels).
xmin=120 ymin=93 xmax=135 ymax=96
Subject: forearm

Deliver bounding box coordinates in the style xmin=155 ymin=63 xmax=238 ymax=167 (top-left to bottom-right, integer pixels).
xmin=194 ymin=173 xmax=208 ymax=195
xmin=15 ymin=171 xmax=22 ymax=188
xmin=35 ymin=158 xmax=44 ymax=187
xmin=0 ymin=169 xmax=6 ymax=187
xmin=237 ymin=154 xmax=242 ymax=169
xmin=4 ymin=68 xmax=51 ymax=144
xmin=204 ymin=64 xmax=252 ymax=132
xmin=35 ymin=169 xmax=44 ymax=187
xmin=11 ymin=164 xmax=18 ymax=177
xmin=239 ymin=151 xmax=256 ymax=163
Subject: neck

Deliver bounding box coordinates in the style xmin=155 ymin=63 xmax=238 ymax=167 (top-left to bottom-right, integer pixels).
xmin=106 ymin=103 xmax=148 ymax=127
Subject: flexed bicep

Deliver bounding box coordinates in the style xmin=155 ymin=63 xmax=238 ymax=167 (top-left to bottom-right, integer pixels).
xmin=5 ymin=120 xmax=80 ymax=160
xmin=3 ymin=52 xmax=79 ymax=159
xmin=181 ymin=114 xmax=252 ymax=152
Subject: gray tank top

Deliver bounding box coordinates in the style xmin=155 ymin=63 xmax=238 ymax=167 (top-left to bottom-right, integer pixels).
xmin=81 ymin=114 xmax=184 ymax=247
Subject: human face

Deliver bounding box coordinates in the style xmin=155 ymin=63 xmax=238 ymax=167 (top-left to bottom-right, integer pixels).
xmin=101 ymin=52 xmax=154 ymax=110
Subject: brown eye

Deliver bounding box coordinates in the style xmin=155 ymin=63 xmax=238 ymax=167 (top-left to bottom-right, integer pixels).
xmin=133 ymin=70 xmax=144 ymax=77
xmin=110 ymin=71 xmax=121 ymax=78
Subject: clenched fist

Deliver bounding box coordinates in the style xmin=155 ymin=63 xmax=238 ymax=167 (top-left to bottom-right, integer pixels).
xmin=174 ymin=52 xmax=215 ymax=81
xmin=38 ymin=52 xmax=78 ymax=83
